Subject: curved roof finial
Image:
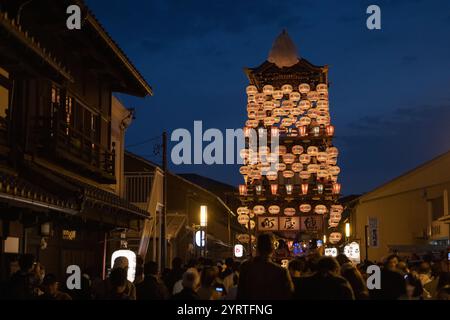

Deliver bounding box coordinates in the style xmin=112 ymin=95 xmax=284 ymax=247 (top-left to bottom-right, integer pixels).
xmin=268 ymin=29 xmax=299 ymax=68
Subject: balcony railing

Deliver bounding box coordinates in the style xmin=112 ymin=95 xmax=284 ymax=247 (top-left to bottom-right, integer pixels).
xmin=125 ymin=172 xmax=154 ymax=204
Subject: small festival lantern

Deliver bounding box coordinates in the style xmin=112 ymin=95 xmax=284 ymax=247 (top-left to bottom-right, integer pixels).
xmin=326 ymin=125 xmax=335 ymax=136
xmin=299 ymin=154 xmax=311 ymax=164
xmin=332 ymin=183 xmax=341 ymax=195
xmin=268 ymin=205 xmax=280 ymax=214
xmin=316 ymin=83 xmax=328 ymax=94
xmin=330 ymin=204 xmax=344 ymax=214
xmin=239 ymin=166 xmax=250 ymax=176
xmin=238 ymin=214 xmax=250 ymax=225
xmin=299 ymin=116 xmax=311 ymax=126
xmin=243 ymin=126 xmax=252 ymax=138
xmin=237 ymin=207 xmax=249 ymax=215
xmin=247 ymin=95 xmax=256 ymax=103
xmin=272 ymin=90 xmax=283 ymax=100
xmin=298 ymin=83 xmax=310 ymax=94
xmin=329 ymin=232 xmax=342 ymax=244
xmin=317 ymin=170 xmax=328 ymax=179
xmin=264 ymin=117 xmax=275 ymax=126
xmin=284 ymin=207 xmax=296 ymax=216
xmin=291 ymin=107 xmax=301 ymax=116
xmin=256 ymin=93 xmax=265 ymax=104
xmin=253 ymin=205 xmax=266 ymax=215
xmin=307 ymin=164 xmax=320 ymax=174
xmin=317 ymin=152 xmax=328 ymax=162
xmin=245 ymin=220 xmax=256 ymax=230
xmin=298 ymin=125 xmax=307 ymax=137
xmin=289 ymin=91 xmax=301 ymax=102
xmin=283 ymin=170 xmax=294 ymax=179
xmin=282 ymin=153 xmax=295 ymax=164
xmin=263 ymin=100 xmax=274 ymax=111
xmin=326 ymin=157 xmax=337 ymax=166
xmin=271 ymin=184 xmax=278 ymax=195
xmin=301 ymin=183 xmax=309 ymax=195
xmin=246 ymin=119 xmax=258 ymax=128
xmin=299 ymin=203 xmax=312 ymax=213
xmin=307 ymin=90 xmax=320 ymax=101
xmin=327 ymin=146 xmax=339 ymax=157
xmin=307 ymin=146 xmax=319 ymax=156
xmin=299 ymin=171 xmax=311 ymax=180
xmin=299 ymin=99 xmax=311 ymax=111
xmin=275 ymin=163 xmax=286 ymax=171
xmin=255 ymin=184 xmax=263 ymax=195
xmin=292 ymin=145 xmax=304 ymax=155
xmin=291 ymin=162 xmax=302 ymax=172
xmin=266 ymin=171 xmax=278 ymax=181
xmin=285 ymin=184 xmax=293 ymax=195
xmin=239 ymin=184 xmax=247 ymax=196
xmin=317 ymin=183 xmax=324 ymax=194
xmin=281 ymin=84 xmax=293 ymax=94
xmin=263 ymin=84 xmax=274 ymax=96
xmin=246 ymin=85 xmax=258 ymax=95
xmin=236 ymin=234 xmax=250 ymax=244
xmin=314 ymin=204 xmax=327 ymax=214
xmin=316 ymin=115 xmax=328 ymax=126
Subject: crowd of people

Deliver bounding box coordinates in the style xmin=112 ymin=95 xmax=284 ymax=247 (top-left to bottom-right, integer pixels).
xmin=0 ymin=233 xmax=449 ymax=300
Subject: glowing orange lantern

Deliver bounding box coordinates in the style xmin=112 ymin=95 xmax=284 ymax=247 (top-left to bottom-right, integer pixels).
xmin=239 ymin=185 xmax=247 ymax=196
xmin=301 ymin=183 xmax=308 ymax=195
xmin=326 ymin=125 xmax=335 ymax=136
xmin=271 ymin=184 xmax=278 ymax=195
xmin=332 ymin=183 xmax=341 ymax=195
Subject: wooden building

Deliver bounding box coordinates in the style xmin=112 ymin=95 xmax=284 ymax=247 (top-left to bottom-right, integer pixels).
xmin=0 ymin=0 xmax=152 ymax=280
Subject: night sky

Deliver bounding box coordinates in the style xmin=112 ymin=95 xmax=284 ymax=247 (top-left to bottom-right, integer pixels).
xmin=86 ymin=0 xmax=450 ymax=195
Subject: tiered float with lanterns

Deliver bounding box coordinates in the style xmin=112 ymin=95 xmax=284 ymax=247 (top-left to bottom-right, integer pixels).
xmin=235 ymin=30 xmax=344 ymax=258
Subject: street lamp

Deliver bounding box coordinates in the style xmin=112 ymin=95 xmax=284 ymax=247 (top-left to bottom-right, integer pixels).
xmin=200 ymin=205 xmax=207 ymax=227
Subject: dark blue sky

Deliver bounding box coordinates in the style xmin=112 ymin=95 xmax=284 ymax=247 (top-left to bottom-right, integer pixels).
xmin=86 ymin=0 xmax=450 ymax=195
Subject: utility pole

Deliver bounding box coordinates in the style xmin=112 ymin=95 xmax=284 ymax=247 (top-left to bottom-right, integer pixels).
xmin=161 ymin=131 xmax=167 ymax=270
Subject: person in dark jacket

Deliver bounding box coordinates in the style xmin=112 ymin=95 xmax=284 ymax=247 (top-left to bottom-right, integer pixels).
xmin=135 ymin=261 xmax=169 ymax=300
xmin=163 ymin=257 xmax=185 ymax=293
xmin=237 ymin=233 xmax=294 ymax=300
xmin=172 ymin=268 xmax=200 ymax=300
xmin=369 ymin=255 xmax=406 ymax=300
xmin=9 ymin=254 xmax=37 ymax=300
xmin=288 ymin=257 xmax=306 ymax=299
xmin=295 ymin=256 xmax=355 ymax=300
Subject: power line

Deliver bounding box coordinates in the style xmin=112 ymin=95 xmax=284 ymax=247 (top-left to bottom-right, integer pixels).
xmin=126 ymin=134 xmax=161 ymax=148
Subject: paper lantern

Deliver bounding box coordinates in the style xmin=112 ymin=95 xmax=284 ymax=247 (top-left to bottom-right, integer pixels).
xmin=301 ymin=183 xmax=308 ymax=195
xmin=307 ymin=146 xmax=319 ymax=156
xmin=247 ymin=110 xmax=256 ymax=119
xmin=329 ymin=212 xmax=342 ymax=223
xmin=239 ymin=185 xmax=247 ymax=196
xmin=329 ymin=232 xmax=342 ymax=244
xmin=307 ymin=109 xmax=318 ymax=119
xmin=314 ymin=204 xmax=327 ymax=214
xmin=307 ymin=164 xmax=320 ymax=173
xmin=247 ymin=102 xmax=259 ymax=112
xmin=266 ymin=171 xmax=278 ymax=181
xmin=255 ymin=93 xmax=264 ymax=104
xmin=282 ymin=153 xmax=295 ymax=164
xmin=275 ymin=163 xmax=286 ymax=171
xmin=328 ymin=220 xmax=339 ymax=228
xmin=291 ymin=107 xmax=301 ymax=116
xmin=272 ymin=108 xmax=284 ymax=117
xmin=299 ymin=100 xmax=311 ymax=111
xmin=253 ymin=205 xmax=266 ymax=215
xmin=270 ymin=127 xmax=279 ymax=137
xmin=327 ymin=147 xmax=339 ymax=157
xmin=317 ymin=152 xmax=328 ymax=162
xmin=326 ymin=125 xmax=335 ymax=136
xmin=283 ymin=170 xmax=295 ymax=179
xmin=292 ymin=145 xmax=303 ymax=154
xmin=317 ymin=170 xmax=328 ymax=179
xmin=285 ymin=184 xmax=293 ymax=195
xmin=307 ymin=91 xmax=320 ymax=101
xmin=299 ymin=154 xmax=311 ymax=164
xmin=316 ymin=115 xmax=328 ymax=125
xmin=316 ymin=99 xmax=329 ymax=109
xmin=281 ymin=118 xmax=294 ymax=127
xmin=263 ymin=84 xmax=274 ymax=96
xmin=243 ymin=127 xmax=252 ymax=138
xmin=239 ymin=166 xmax=250 ymax=175
xmin=237 ymin=207 xmax=249 ymax=215
xmin=328 ymin=166 xmax=341 ymax=176
xmin=298 ymin=83 xmax=310 ymax=94
xmin=255 ymin=185 xmax=263 ymax=195
xmin=268 ymin=205 xmax=280 ymax=214
xmin=284 ymin=207 xmax=296 ymax=216
xmin=246 ymin=85 xmax=258 ymax=95
xmin=299 ymin=116 xmax=311 ymax=126
xmin=299 ymin=171 xmax=311 ymax=180
xmin=236 ymin=234 xmax=250 ymax=243
xmin=271 ymin=184 xmax=278 ymax=195
xmin=246 ymin=119 xmax=258 ymax=128
xmin=281 ymin=84 xmax=293 ymax=94
xmin=272 ymin=90 xmax=283 ymax=100
xmin=238 ymin=214 xmax=250 ymax=225
xmin=332 ymin=183 xmax=341 ymax=195
xmin=312 ymin=126 xmax=320 ymax=137
xmin=330 ymin=205 xmax=344 ymax=215
xmin=263 ymin=101 xmax=275 ymax=112
xmin=291 ymin=162 xmax=302 ymax=172
xmin=299 ymin=204 xmax=312 ymax=213
xmin=263 ymin=117 xmax=275 ymax=126
xmin=289 ymin=92 xmax=301 ymax=102
xmin=247 ymin=95 xmax=256 ymax=103
xmin=326 ymin=157 xmax=337 ymax=166
xmin=316 ymin=83 xmax=328 ymax=94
